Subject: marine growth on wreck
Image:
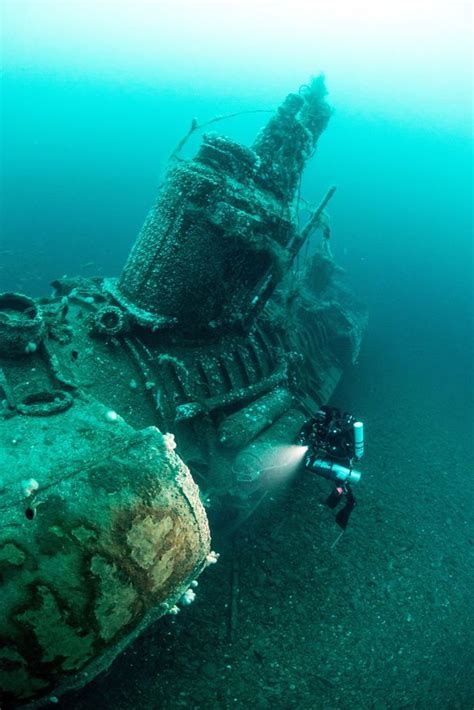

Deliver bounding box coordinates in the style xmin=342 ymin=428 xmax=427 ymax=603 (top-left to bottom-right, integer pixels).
xmin=0 ymin=76 xmax=366 ymax=706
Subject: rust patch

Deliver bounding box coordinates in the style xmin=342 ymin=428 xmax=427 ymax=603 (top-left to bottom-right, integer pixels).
xmin=109 ymin=502 xmax=204 ymax=604
xmin=126 ymin=513 xmax=174 ymax=569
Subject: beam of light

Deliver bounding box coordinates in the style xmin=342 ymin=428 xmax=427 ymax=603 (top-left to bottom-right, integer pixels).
xmin=262 ymin=445 xmax=309 ymax=485
xmin=233 ymin=444 xmax=309 ymax=488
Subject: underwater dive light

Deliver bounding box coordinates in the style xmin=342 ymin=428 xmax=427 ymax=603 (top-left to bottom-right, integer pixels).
xmin=353 ymin=421 xmax=364 ymax=459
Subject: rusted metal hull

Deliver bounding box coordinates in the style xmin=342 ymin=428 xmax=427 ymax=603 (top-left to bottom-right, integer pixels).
xmin=0 ymin=397 xmax=210 ymax=705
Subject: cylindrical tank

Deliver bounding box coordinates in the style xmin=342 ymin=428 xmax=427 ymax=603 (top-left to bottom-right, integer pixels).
xmin=0 ymin=394 xmax=210 ymax=706
xmin=218 ymin=387 xmax=293 ymax=449
xmin=115 ymin=135 xmax=283 ymax=332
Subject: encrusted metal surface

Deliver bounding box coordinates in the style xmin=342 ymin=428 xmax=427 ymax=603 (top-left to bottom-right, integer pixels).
xmin=0 ymin=397 xmax=210 ymax=705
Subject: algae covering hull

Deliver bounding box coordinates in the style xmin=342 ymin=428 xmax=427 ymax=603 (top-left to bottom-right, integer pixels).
xmin=0 ymin=396 xmax=210 ymax=705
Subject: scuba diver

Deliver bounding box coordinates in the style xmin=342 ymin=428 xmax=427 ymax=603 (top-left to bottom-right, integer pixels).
xmin=297 ymin=405 xmax=364 ymax=530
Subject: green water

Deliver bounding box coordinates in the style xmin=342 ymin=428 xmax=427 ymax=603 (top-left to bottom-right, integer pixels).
xmin=1 ymin=2 xmax=472 ymax=708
